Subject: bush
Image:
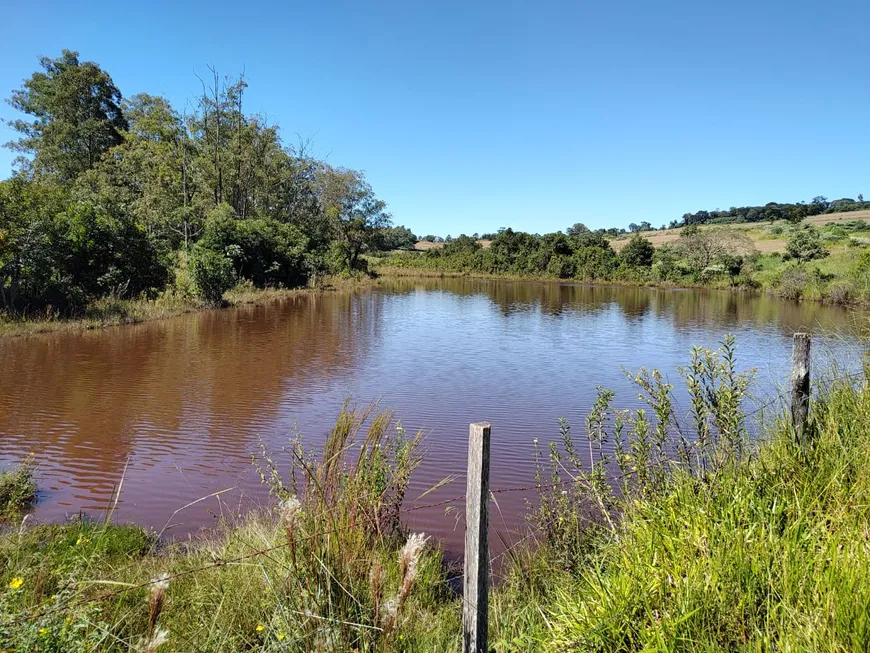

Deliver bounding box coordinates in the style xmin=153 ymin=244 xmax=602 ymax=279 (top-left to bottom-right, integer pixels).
xmin=773 ymin=265 xmax=831 ymax=301
xmin=0 ymin=458 xmax=36 ymax=521
xmin=189 ymin=246 xmax=235 ymax=306
xmin=785 ymin=227 xmax=829 ymax=263
xmin=59 ymin=203 xmax=168 ymax=299
xmin=442 ymin=235 xmax=480 ymax=257
xmin=619 ymin=235 xmax=655 ymax=268
xmin=197 ymin=205 xmax=310 ymax=287
xmin=573 ymin=245 xmax=617 ymax=280
xmin=827 ymin=281 xmax=855 ymax=305
xmin=546 ymin=254 xmax=575 ymax=279
xmin=1 ymin=182 xmax=167 ymax=313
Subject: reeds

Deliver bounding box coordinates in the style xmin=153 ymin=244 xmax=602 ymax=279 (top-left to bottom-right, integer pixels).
xmin=247 ymin=401 xmax=433 ymax=649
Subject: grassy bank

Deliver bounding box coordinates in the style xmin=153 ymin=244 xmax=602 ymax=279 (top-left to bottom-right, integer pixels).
xmin=0 ymin=275 xmax=375 ymax=339
xmin=2 ymin=343 xmax=869 ymax=651
xmin=492 ymin=372 xmax=870 ymax=651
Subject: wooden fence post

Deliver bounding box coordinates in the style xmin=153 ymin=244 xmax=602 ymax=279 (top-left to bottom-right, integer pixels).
xmin=791 ymin=332 xmax=811 ymax=444
xmin=463 ymin=422 xmax=491 ymax=653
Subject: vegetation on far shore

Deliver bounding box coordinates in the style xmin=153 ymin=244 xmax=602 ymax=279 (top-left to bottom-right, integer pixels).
xmin=2 ymin=340 xmax=869 ymax=651
xmin=375 ymin=218 xmax=870 ymax=306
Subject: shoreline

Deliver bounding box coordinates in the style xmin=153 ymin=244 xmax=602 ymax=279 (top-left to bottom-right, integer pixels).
xmin=372 ymin=264 xmax=870 ymax=309
xmin=2 ymin=265 xmax=866 ymax=340
xmin=0 ymin=275 xmax=380 ymax=339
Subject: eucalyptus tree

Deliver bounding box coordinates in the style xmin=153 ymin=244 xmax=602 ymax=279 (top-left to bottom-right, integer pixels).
xmin=5 ymin=50 xmax=128 ymax=183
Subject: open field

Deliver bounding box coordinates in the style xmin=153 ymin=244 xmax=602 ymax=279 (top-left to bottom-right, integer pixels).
xmin=610 ymin=209 xmax=870 ymax=253
xmin=412 ymin=210 xmax=870 ymax=254
xmin=414 ymin=239 xmax=492 ymax=250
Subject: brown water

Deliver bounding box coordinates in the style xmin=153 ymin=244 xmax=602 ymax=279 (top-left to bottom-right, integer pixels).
xmin=0 ymin=279 xmax=865 ymax=553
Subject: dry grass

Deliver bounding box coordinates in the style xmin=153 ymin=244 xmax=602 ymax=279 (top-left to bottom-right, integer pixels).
xmin=413 ymin=211 xmax=870 ymax=256
xmin=804 ymin=209 xmax=870 ymax=226
xmin=413 ymin=239 xmax=492 ymax=250
xmin=610 ymin=210 xmax=870 ymax=253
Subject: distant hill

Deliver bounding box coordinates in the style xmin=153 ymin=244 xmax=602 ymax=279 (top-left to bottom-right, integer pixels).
xmin=610 ymin=209 xmax=870 ymax=254
xmin=412 ymin=210 xmax=870 ymax=255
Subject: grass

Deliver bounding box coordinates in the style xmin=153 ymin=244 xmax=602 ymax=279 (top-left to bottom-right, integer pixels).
xmin=1 ymin=344 xmax=869 ymax=650
xmin=486 ymin=353 xmax=870 ymax=651
xmin=0 ymin=457 xmax=36 ymax=522
xmin=539 ymin=377 xmax=870 ymax=651
xmin=0 ymin=403 xmax=459 ymax=652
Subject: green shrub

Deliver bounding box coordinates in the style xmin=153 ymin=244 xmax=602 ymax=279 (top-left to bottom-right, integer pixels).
xmin=774 ymin=265 xmax=812 ymax=300
xmin=545 ymin=376 xmax=870 ymax=652
xmin=619 ymin=235 xmax=655 ymax=268
xmin=0 ymin=182 xmax=167 ymax=313
xmin=785 ymin=227 xmax=829 ymax=263
xmin=546 ymin=254 xmax=575 ymax=279
xmin=189 ymin=246 xmax=235 ymax=306
xmin=0 ymin=458 xmax=36 ymax=520
xmin=197 ymin=205 xmax=310 ymax=288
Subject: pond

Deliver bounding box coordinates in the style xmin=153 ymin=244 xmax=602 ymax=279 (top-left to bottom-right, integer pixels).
xmin=0 ymin=278 xmax=865 ymax=553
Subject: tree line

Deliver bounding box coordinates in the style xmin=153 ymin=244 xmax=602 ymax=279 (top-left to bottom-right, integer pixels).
xmin=674 ymin=195 xmax=870 ymax=229
xmin=418 ymin=195 xmax=869 ymax=244
xmin=388 ymin=219 xmax=842 ymax=290
xmin=0 ymin=49 xmax=418 ymax=312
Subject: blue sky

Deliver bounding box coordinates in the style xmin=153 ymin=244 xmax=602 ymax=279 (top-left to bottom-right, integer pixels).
xmin=1 ymin=0 xmax=867 ymax=236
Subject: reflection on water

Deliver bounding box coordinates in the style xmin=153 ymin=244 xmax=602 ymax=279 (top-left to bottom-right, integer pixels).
xmin=0 ymin=279 xmax=864 ymax=552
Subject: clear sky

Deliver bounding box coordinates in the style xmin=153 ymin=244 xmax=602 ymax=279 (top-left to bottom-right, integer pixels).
xmin=1 ymin=0 xmax=867 ymax=236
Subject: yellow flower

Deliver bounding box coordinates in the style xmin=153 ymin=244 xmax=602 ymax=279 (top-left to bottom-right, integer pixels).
xmin=76 ymin=537 xmax=91 ymax=545
xmin=277 ymin=632 xmax=286 ymax=641
xmin=8 ymin=577 xmax=23 ymax=590
xmin=38 ymin=628 xmax=48 ymax=636
xmin=256 ymin=624 xmax=264 ymax=632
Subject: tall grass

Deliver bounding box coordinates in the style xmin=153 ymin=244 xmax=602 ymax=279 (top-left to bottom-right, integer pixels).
xmin=531 ymin=336 xmax=755 ymax=574
xmin=492 ymin=351 xmax=870 ymax=651
xmin=0 ymin=404 xmax=458 ymax=651
xmin=2 ymin=347 xmax=870 ymax=651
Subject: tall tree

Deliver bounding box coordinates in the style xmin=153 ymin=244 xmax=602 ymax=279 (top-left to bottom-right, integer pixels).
xmin=320 ymin=167 xmax=391 ymax=271
xmin=566 ymin=222 xmax=590 ymax=236
xmin=5 ymin=50 xmax=127 ymax=182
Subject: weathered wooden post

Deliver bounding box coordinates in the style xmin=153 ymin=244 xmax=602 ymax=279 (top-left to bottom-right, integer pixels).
xmin=463 ymin=422 xmax=491 ymax=653
xmin=791 ymin=332 xmax=811 ymax=444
